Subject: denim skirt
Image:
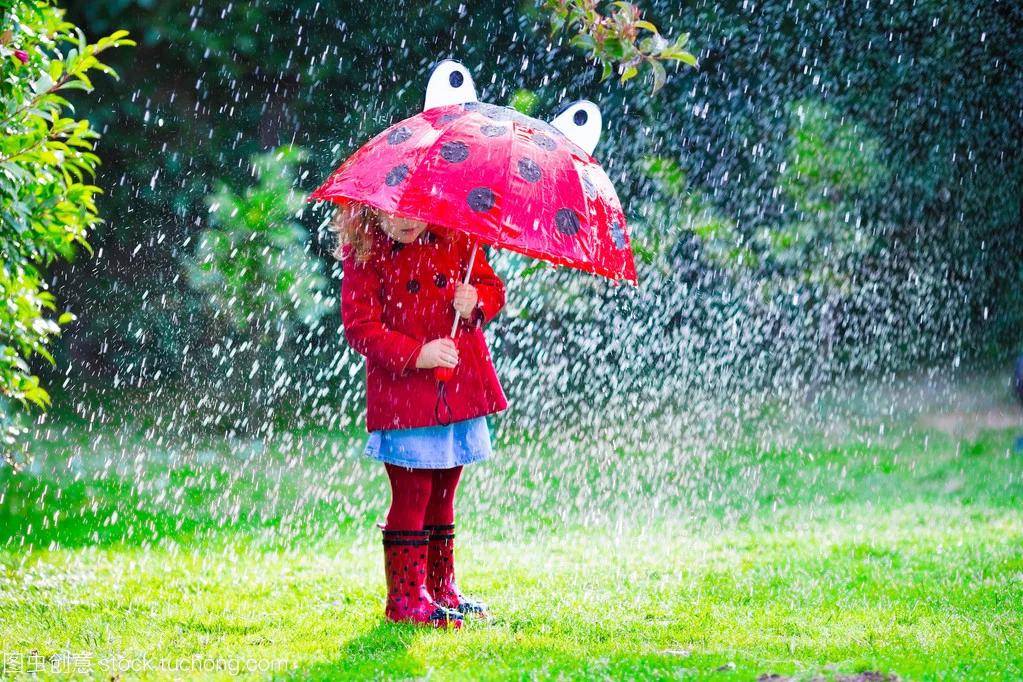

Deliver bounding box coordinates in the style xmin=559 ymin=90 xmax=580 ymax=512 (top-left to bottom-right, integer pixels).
xmin=364 ymin=416 xmax=491 ymax=469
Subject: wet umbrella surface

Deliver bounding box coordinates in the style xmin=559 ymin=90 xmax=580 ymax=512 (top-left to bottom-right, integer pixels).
xmin=311 ymin=61 xmax=637 ymax=284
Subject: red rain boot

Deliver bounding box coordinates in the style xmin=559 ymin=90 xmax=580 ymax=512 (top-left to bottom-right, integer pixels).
xmin=382 ymin=529 xmax=462 ymax=628
xmin=425 ymin=524 xmax=488 ymax=618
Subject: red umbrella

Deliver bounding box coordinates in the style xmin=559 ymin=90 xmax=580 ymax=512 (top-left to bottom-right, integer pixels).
xmin=311 ymin=60 xmax=636 ymax=381
xmin=310 ymin=61 xmax=636 ymax=285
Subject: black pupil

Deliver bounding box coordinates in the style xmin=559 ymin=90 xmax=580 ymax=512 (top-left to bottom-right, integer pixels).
xmin=573 ymin=109 xmax=588 ymax=126
xmin=449 ymin=71 xmax=464 ymax=88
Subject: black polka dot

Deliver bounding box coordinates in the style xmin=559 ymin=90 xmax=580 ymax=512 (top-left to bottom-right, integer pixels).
xmin=391 ymin=241 xmax=405 ymax=254
xmin=467 ymin=187 xmax=495 ymax=212
xmin=533 ymin=134 xmax=557 ymax=151
xmin=385 ymin=164 xmax=409 ymax=186
xmin=438 ymin=112 xmax=462 ymax=124
xmin=610 ymin=220 xmax=627 ymax=248
xmin=573 ymin=109 xmax=589 ymax=126
xmin=555 ymin=208 xmax=581 ymax=235
xmin=407 ymin=279 xmax=420 ymax=294
xmin=581 ymin=173 xmax=597 ymax=199
xmin=434 ymin=273 xmax=449 ymax=288
xmin=481 ymin=124 xmax=505 ymax=137
xmin=440 ymin=141 xmax=469 ymax=163
xmin=518 ymin=158 xmax=541 ymax=183
xmin=449 ymin=71 xmax=464 ymax=88
xmin=387 ymin=126 xmax=412 ymax=145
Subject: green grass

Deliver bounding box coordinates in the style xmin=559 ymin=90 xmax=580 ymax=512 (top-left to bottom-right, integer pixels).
xmin=1 ymin=406 xmax=1022 ymax=680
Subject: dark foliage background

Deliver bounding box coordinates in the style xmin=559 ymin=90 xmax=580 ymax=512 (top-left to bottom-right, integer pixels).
xmin=44 ymin=0 xmax=1023 ymax=431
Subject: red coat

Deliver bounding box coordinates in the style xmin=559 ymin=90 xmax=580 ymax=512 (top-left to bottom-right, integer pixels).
xmin=340 ymin=227 xmax=507 ymax=431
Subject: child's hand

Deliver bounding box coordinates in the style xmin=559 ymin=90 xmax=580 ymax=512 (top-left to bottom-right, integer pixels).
xmin=453 ymin=283 xmax=478 ymax=319
xmin=415 ymin=338 xmax=459 ymax=369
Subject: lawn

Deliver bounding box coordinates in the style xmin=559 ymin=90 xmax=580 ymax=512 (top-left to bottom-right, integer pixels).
xmin=1 ymin=386 xmax=1022 ymax=680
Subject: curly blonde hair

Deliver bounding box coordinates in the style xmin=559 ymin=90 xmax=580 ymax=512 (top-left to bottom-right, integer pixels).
xmin=330 ymin=203 xmax=380 ymax=263
xmin=332 ymin=206 xmax=455 ymax=263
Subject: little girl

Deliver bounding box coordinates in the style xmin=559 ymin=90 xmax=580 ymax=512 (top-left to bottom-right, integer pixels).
xmin=334 ymin=203 xmax=507 ymax=628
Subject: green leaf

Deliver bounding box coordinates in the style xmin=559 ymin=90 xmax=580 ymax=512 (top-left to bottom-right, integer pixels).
xmin=646 ymin=33 xmax=668 ymax=53
xmin=649 ymin=60 xmax=667 ymax=94
xmin=549 ymin=14 xmax=565 ymax=35
xmin=602 ymin=37 xmax=627 ymax=60
xmin=666 ymin=50 xmax=698 ymax=67
xmin=569 ymin=33 xmax=596 ymax=52
xmin=509 ymin=88 xmax=539 ymax=116
xmin=519 ymin=260 xmax=550 ymax=279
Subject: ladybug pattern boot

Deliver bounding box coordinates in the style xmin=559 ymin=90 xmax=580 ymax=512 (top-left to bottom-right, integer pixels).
xmin=425 ymin=523 xmax=488 ymax=618
xmin=382 ymin=529 xmax=463 ymax=628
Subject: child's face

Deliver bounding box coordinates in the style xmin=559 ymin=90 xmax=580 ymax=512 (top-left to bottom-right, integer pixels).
xmin=379 ymin=212 xmax=428 ymax=243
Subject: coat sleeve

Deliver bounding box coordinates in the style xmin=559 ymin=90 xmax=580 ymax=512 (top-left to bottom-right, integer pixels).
xmin=465 ymin=245 xmax=505 ymax=328
xmin=340 ymin=248 xmax=424 ymax=375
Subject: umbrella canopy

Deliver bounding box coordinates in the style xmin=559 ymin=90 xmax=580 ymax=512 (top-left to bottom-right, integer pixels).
xmin=310 ymin=64 xmax=636 ymax=284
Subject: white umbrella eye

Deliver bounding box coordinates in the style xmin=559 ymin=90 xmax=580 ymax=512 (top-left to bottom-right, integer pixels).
xmin=550 ymin=100 xmax=602 ymax=155
xmin=424 ymin=59 xmax=478 ymax=110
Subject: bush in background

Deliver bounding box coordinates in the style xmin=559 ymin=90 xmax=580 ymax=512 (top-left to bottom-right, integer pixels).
xmin=0 ymin=0 xmax=131 ymax=459
xmin=183 ymin=145 xmax=330 ymax=422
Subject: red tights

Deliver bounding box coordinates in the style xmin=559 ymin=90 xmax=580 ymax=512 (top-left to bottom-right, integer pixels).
xmin=384 ymin=463 xmax=462 ymax=531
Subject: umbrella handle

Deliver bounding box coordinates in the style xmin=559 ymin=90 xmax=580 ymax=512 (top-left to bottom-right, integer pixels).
xmin=434 ymin=239 xmax=479 ymax=383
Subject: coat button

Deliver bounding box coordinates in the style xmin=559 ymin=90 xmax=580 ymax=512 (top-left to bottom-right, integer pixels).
xmin=407 ymin=279 xmax=420 ymax=293
xmin=434 ymin=273 xmax=448 ymax=288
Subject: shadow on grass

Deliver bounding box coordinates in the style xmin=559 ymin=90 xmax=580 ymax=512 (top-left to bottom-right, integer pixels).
xmin=0 ymin=460 xmax=371 ymax=550
xmin=282 ymin=626 xmax=753 ymax=680
xmin=284 ymin=620 xmax=424 ymax=680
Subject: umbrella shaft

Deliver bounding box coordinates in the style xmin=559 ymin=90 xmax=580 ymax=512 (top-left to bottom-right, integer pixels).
xmin=449 ymin=240 xmax=479 ymax=338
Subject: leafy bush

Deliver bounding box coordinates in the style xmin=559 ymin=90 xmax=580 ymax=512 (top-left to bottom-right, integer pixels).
xmin=186 ymin=145 xmax=329 ymax=336
xmin=0 ymin=0 xmax=132 ymax=459
xmin=183 ymin=146 xmax=330 ymax=410
xmin=769 ymin=99 xmax=887 ymax=291
xmin=544 ymin=0 xmax=697 ymax=94
xmin=639 ymin=99 xmax=887 ymax=298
